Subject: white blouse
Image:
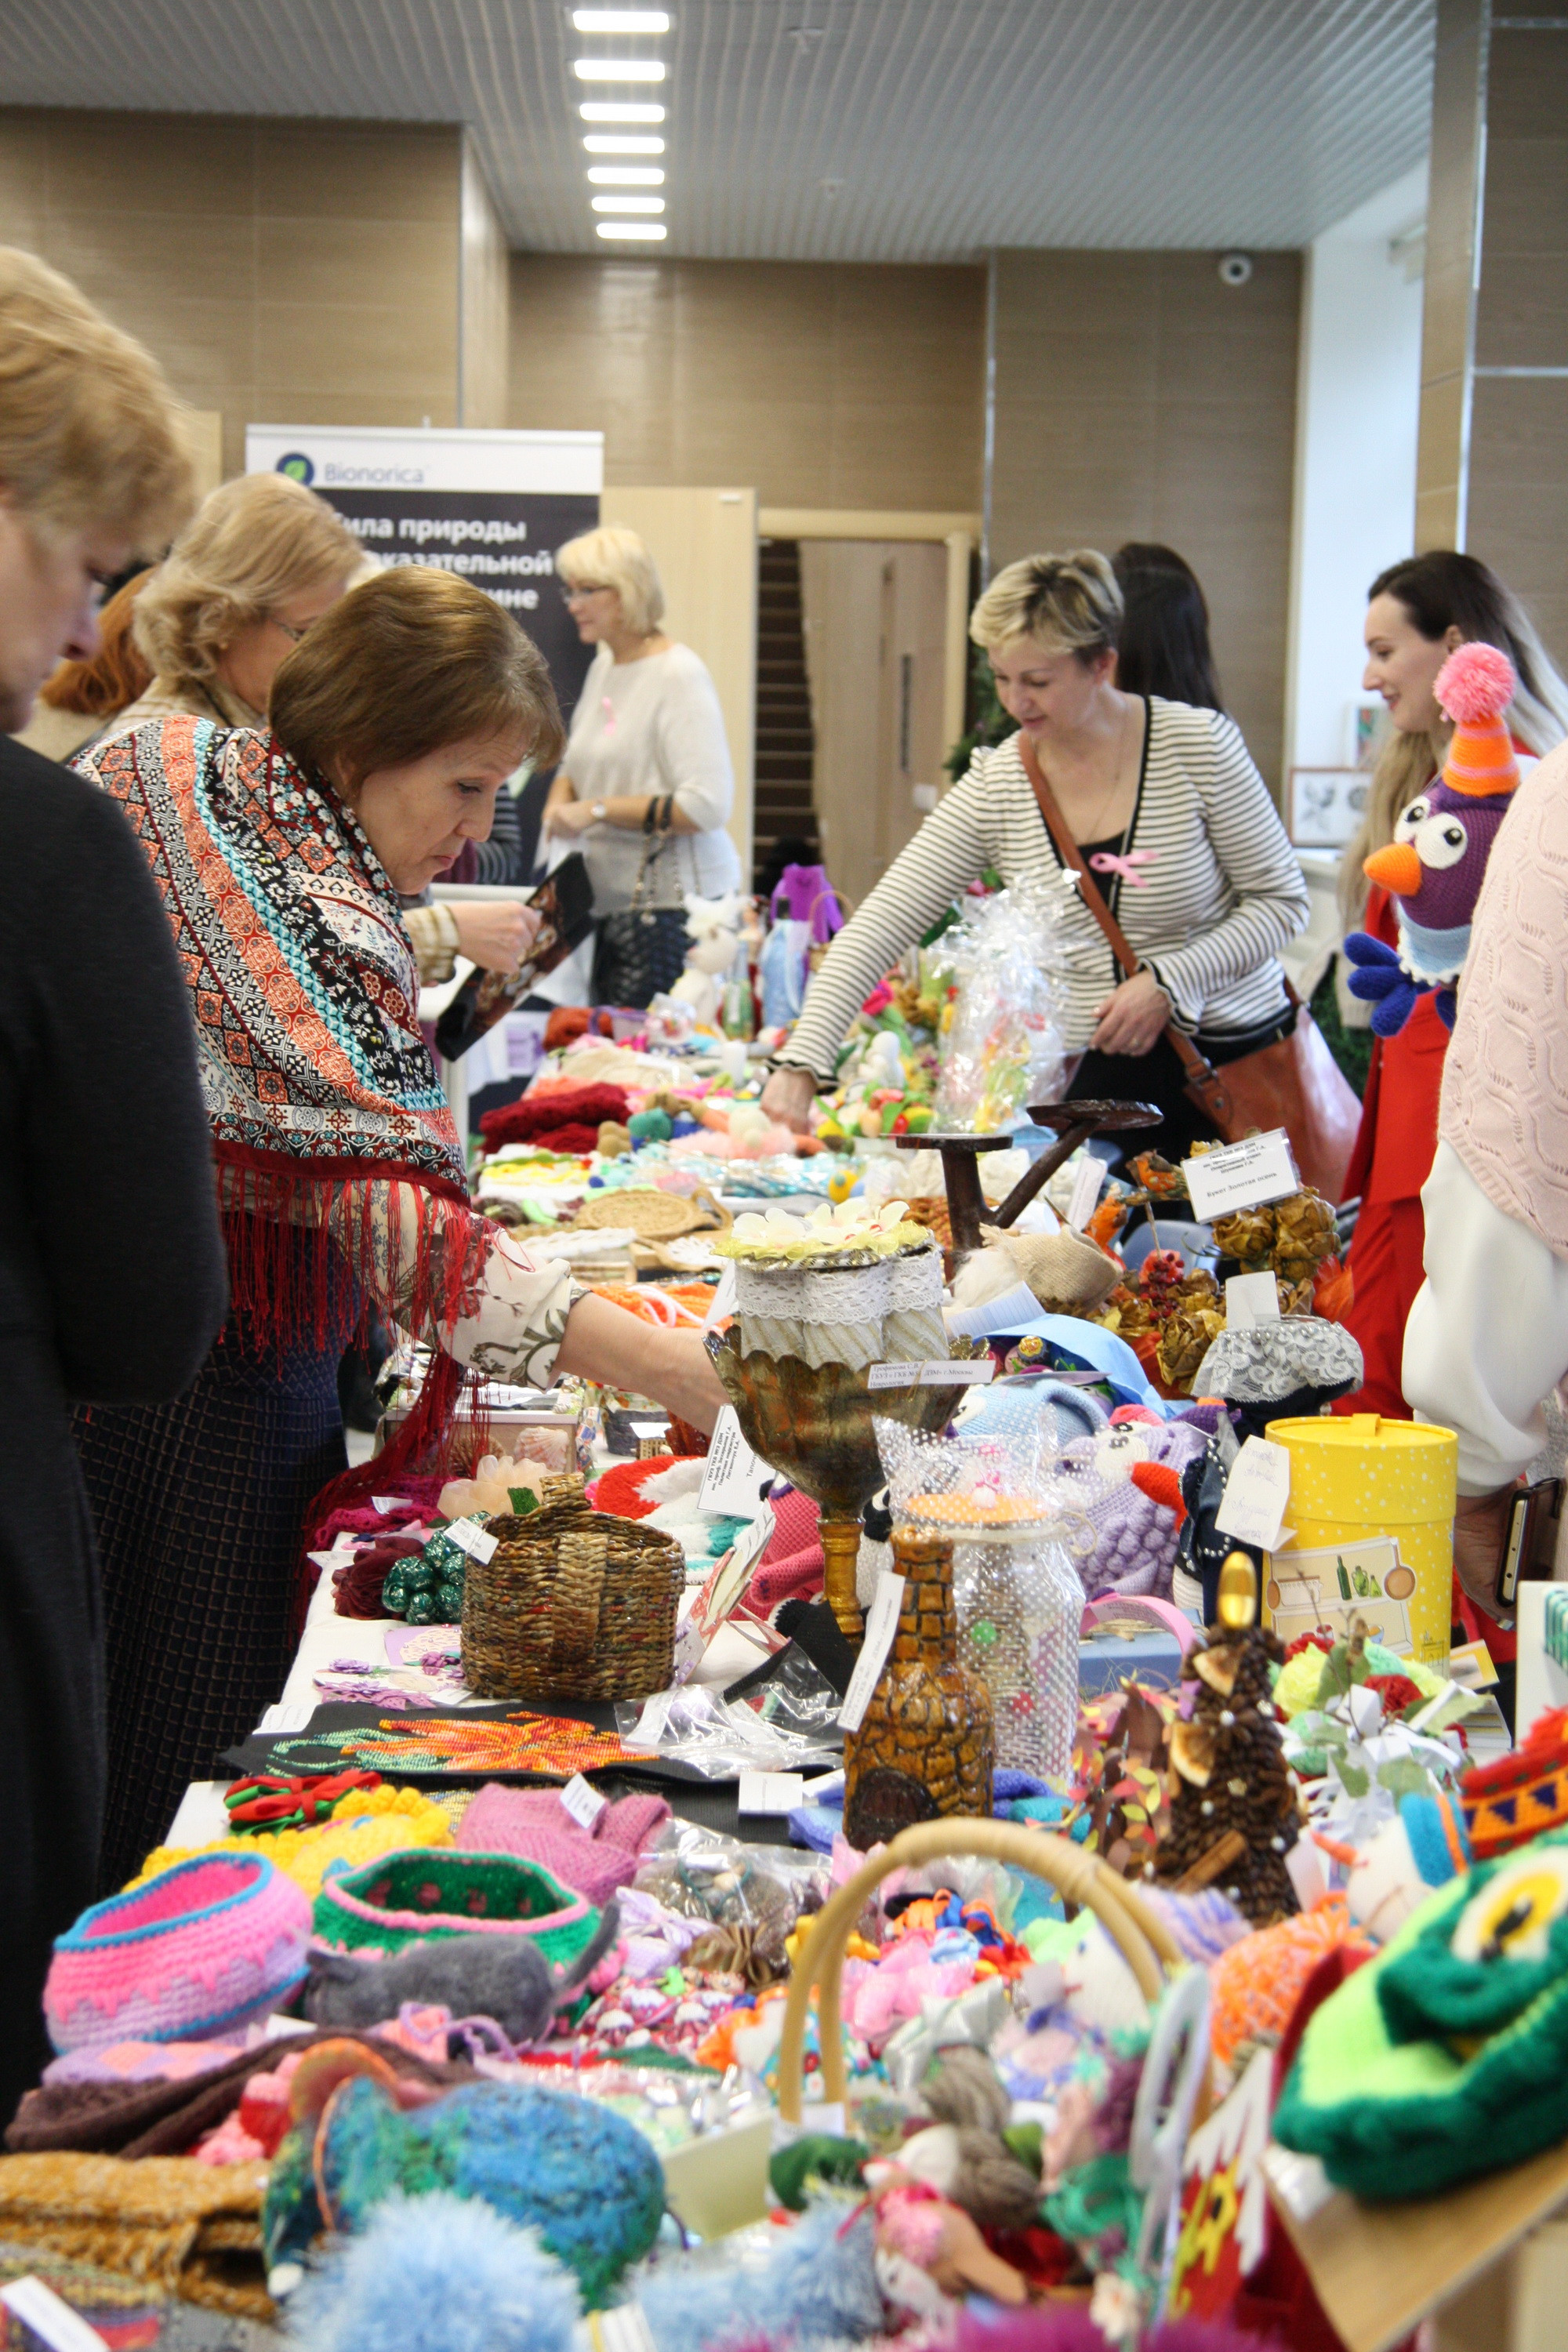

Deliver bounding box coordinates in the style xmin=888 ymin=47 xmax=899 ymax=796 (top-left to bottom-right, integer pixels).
xmin=563 ymin=642 xmax=741 ymax=911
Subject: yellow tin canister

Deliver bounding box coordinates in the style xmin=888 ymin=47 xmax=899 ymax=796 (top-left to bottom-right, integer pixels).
xmin=1263 ymin=1413 xmax=1458 ymax=1668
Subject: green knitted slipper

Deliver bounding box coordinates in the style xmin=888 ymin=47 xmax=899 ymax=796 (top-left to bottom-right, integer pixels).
xmin=1275 ymin=1831 xmax=1568 ymax=2199
xmin=312 ymin=1848 xmax=598 ymax=1969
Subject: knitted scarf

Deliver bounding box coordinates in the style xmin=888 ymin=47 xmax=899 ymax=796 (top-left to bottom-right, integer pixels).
xmin=80 ymin=715 xmax=486 ymax=1508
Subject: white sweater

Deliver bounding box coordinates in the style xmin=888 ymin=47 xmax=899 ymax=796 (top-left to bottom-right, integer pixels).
xmin=782 ymin=699 xmax=1308 ymax=1083
xmin=562 ymin=641 xmax=740 ymax=911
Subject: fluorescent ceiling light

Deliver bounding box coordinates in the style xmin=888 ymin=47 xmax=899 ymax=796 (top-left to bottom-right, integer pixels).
xmin=572 ymin=9 xmax=670 ymax=27
xmin=574 ymin=57 xmax=666 ymax=80
xmin=592 ymin=194 xmax=665 ymax=212
xmin=587 ymin=165 xmax=665 ymax=184
xmin=579 ymin=101 xmax=665 ymax=121
xmin=597 ymin=221 xmax=667 ymax=239
xmin=583 ymin=135 xmax=664 ymax=152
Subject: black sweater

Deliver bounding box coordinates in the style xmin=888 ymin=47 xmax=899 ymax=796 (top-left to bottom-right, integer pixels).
xmin=0 ymin=732 xmax=227 ymax=2124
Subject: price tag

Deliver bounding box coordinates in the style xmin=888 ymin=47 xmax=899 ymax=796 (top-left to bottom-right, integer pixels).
xmin=630 ymin=1421 xmax=669 ymax=1440
xmin=701 ymin=1261 xmax=738 ymax=1332
xmin=371 ymin=1495 xmax=405 ymax=1515
xmin=867 ymin=1358 xmax=996 ymax=1390
xmin=560 ymin=1773 xmax=608 ymax=1828
xmin=1214 ymin=1436 xmax=1292 ymax=1552
xmin=1183 ymin=1130 xmax=1299 ymax=1222
xmin=1065 ymin=1152 xmax=1103 ymax=1231
xmin=445 ymin=1516 xmax=499 ymax=1563
xmin=738 ymin=1769 xmax=805 ymax=1815
xmin=698 ymin=1406 xmax=770 ymax=1519
xmin=839 ymin=1570 xmax=906 ymax=1733
xmin=684 ymin=1504 xmax=777 ymax=1655
xmin=1 ymin=2278 xmax=111 ymax=2352
xmin=625 ymin=1690 xmax=671 ymax=1749
xmin=1224 ymin=1271 xmax=1281 ymax=1329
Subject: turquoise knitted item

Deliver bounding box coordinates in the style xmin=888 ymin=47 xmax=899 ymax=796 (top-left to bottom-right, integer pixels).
xmin=311 ymin=1849 xmax=596 ymax=1968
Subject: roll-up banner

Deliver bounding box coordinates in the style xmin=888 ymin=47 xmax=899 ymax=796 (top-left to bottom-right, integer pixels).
xmin=243 ymin=424 xmax=603 ymax=722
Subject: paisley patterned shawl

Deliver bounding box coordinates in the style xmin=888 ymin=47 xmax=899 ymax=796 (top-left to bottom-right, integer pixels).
xmin=80 ymin=715 xmax=467 ymax=1194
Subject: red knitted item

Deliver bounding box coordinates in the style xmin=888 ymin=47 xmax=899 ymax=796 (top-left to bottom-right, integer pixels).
xmin=332 ymin=1535 xmax=426 ymax=1618
xmin=479 ymin=1086 xmax=629 ymax=1149
xmin=589 ymin=1457 xmax=675 ymax=1519
xmin=544 ymin=1007 xmax=592 ymax=1052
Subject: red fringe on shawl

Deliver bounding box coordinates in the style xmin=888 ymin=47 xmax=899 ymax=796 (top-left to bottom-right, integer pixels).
xmin=213 ymin=1142 xmax=492 ymax=1632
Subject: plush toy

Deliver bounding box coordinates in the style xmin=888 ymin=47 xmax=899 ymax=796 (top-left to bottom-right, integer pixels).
xmin=1343 ymin=642 xmax=1521 ymax=1035
xmin=1079 ymin=1419 xmax=1210 ymax=1602
xmin=670 ymin=893 xmax=745 ymax=1026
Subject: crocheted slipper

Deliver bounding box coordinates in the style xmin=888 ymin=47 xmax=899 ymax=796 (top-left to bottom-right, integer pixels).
xmin=310 ymin=1849 xmax=597 ymax=1968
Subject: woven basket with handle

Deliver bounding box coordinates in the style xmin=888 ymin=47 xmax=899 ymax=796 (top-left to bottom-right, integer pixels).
xmin=460 ymin=1475 xmax=684 ymax=1704
xmin=775 ymin=1817 xmax=1181 ymax=2121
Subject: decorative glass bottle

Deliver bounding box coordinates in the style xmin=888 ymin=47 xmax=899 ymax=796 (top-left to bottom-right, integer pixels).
xmin=952 ymin=1523 xmax=1083 ymax=1782
xmin=843 ymin=1525 xmax=995 ymax=1853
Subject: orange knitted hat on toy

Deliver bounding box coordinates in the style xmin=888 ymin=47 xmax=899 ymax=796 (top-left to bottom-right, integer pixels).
xmin=1435 ymin=641 xmax=1520 ymax=800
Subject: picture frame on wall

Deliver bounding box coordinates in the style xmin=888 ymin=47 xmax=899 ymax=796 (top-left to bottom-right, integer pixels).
xmin=1285 ymin=767 xmax=1370 ymax=850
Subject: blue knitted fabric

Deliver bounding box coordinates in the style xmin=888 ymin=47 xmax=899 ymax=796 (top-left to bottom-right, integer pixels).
xmin=289 ymin=2190 xmax=581 ymax=2352
xmin=637 ymin=2198 xmax=884 ymax=2352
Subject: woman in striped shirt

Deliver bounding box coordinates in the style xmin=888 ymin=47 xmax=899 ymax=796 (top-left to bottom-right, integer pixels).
xmin=761 ymin=550 xmax=1308 ymax=1158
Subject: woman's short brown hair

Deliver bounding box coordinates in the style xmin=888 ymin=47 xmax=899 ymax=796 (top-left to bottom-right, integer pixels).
xmin=269 ymin=566 xmax=565 ymax=788
xmin=0 ymin=246 xmax=194 ymax=554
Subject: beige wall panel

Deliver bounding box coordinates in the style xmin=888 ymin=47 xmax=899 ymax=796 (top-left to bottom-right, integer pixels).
xmin=1470 ymin=377 xmax=1568 ymax=671
xmin=44 ymin=110 xmax=256 ymax=216
xmin=459 ymin=139 xmax=510 ymax=428
xmin=600 ymin=485 xmax=758 ymax=880
xmin=510 ymin=255 xmax=985 ymax=511
xmin=799 ymin=540 xmax=888 ymax=906
xmin=255 ymin=122 xmax=458 ymax=223
xmin=989 ymin=247 xmax=1299 ymax=793
xmin=1476 ymin=250 xmax=1568 ymax=369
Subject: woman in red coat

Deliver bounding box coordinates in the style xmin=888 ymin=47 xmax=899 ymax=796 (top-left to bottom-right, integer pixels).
xmin=1338 ymin=553 xmax=1566 ymax=1418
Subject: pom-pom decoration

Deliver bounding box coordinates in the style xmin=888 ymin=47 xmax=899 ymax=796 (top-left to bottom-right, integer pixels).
xmin=285 ymin=2189 xmax=582 ymax=2352
xmin=1434 ymin=639 xmax=1515 ymax=727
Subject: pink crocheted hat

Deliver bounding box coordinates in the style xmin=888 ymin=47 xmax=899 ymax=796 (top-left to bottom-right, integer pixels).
xmin=45 ymin=1853 xmax=311 ymax=2054
xmin=456 ymin=1786 xmax=670 ymax=1906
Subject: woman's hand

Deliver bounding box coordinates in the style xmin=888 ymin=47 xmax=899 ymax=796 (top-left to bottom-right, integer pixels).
xmin=760 ymin=1065 xmax=819 ymax=1134
xmin=1090 ymin=968 xmax=1170 ymax=1057
xmin=553 ymin=1295 xmax=726 ymax=1434
xmin=546 ymin=797 xmax=593 ymax=839
xmin=451 ymin=899 xmax=540 ymax=975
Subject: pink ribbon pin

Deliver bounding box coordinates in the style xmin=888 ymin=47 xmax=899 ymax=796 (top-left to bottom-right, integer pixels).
xmin=1089 ymin=848 xmax=1158 ymax=887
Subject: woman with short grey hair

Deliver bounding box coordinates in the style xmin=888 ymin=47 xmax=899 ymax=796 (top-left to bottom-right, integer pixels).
xmin=761 ymin=548 xmax=1308 ymax=1158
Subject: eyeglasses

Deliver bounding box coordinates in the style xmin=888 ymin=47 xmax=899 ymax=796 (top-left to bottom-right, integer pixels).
xmin=268 ymin=614 xmax=310 ymax=643
xmin=562 ymin=582 xmax=612 ymax=601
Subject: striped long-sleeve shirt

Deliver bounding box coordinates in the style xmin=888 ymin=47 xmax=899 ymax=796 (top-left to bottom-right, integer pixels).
xmin=781 ymin=697 xmax=1309 ymax=1085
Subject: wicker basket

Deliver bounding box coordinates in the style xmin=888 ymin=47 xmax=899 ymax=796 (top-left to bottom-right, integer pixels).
xmin=461 ymin=1483 xmax=684 ymax=1704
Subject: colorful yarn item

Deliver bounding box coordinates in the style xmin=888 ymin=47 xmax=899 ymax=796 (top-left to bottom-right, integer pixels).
xmin=1207 ymin=1893 xmax=1373 ymax=2080
xmin=130 ymin=1785 xmax=456 ymax=1903
xmin=312 ymin=1850 xmax=598 ymax=1969
xmin=45 ymin=1855 xmax=311 ymax=2054
xmin=283 ymin=2187 xmax=583 ymax=2352
xmin=479 ymin=1087 xmax=630 ymax=1152
xmin=262 ymin=1710 xmax=650 ymax=1780
xmin=1461 ymin=1704 xmax=1568 ymax=1858
xmin=223 ymin=1771 xmax=383 ymax=1832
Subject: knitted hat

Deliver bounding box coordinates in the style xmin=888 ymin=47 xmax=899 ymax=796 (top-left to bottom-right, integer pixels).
xmin=1434 ymin=641 xmax=1520 ymax=798
xmin=45 ymin=1853 xmax=310 ymax=2053
xmin=456 ymin=1785 xmax=670 ymax=1907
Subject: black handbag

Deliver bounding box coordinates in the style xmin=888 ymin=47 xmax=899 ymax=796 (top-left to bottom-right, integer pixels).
xmin=590 ymin=796 xmax=690 ymax=1010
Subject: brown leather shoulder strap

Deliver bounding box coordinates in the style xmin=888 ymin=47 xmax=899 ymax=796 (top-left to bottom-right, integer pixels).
xmin=1015 ymin=728 xmax=1218 ymax=1091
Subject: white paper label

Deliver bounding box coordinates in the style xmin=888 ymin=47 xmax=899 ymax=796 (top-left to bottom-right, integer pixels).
xmin=561 ymin=1773 xmax=608 ymax=1828
xmin=630 ymin=1421 xmax=669 ymax=1440
xmin=371 ymin=1494 xmax=404 ymax=1515
xmin=1225 ymin=1271 xmax=1281 ymax=1329
xmin=867 ymin=1357 xmax=996 ymax=1390
xmin=1214 ymin=1436 xmax=1292 ymax=1552
xmin=738 ymin=1769 xmax=805 ymax=1815
xmin=1184 ymin=1129 xmax=1299 ymax=1222
xmin=1 ymin=2278 xmax=111 ymax=2352
xmin=698 ymin=1406 xmax=770 ymax=1518
xmin=445 ymin=1515 xmax=499 ymax=1563
xmin=701 ymin=1260 xmax=738 ymax=1332
xmin=839 ymin=1571 xmax=906 ymax=1733
xmin=626 ymin=1690 xmax=671 ymax=1748
xmin=589 ymin=2303 xmax=659 ymax=2352
xmin=1066 ymin=1152 xmax=1103 ymax=1231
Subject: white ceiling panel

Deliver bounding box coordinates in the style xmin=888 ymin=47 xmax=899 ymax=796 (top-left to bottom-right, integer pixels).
xmin=0 ymin=0 xmax=1435 ymax=260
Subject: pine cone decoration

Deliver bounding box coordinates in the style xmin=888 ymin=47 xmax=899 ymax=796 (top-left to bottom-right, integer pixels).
xmin=1272 ymin=1189 xmax=1339 ymax=1282
xmin=1210 ymin=1204 xmax=1277 ymax=1268
xmin=1156 ymin=1624 xmax=1300 ymax=1925
xmin=1156 ymin=1305 xmax=1225 ymax=1392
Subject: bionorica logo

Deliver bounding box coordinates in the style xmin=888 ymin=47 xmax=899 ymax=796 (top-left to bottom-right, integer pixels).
xmin=275 ymin=452 xmax=315 ymax=485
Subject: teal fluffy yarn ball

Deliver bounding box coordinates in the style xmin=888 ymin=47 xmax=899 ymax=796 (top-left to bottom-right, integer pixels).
xmin=318 ymin=2078 xmax=665 ymax=2308
xmin=287 ymin=2190 xmax=581 ymax=2352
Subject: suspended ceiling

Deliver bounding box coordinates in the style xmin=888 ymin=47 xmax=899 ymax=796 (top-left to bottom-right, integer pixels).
xmin=1 ymin=0 xmax=1435 ymax=261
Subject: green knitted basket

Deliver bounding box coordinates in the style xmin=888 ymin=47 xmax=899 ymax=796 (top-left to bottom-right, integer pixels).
xmin=311 ymin=1849 xmax=598 ymax=1968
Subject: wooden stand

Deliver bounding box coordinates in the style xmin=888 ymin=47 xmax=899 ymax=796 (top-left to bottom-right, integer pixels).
xmin=898 ymin=1098 xmax=1160 ymax=1255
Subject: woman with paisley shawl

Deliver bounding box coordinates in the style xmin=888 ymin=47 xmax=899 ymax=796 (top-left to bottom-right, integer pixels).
xmin=74 ymin=566 xmax=724 ymax=1888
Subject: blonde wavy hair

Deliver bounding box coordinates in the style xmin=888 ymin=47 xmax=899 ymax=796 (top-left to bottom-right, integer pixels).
xmin=1339 ymin=551 xmax=1568 ymax=923
xmin=0 ymin=246 xmax=194 ymax=554
xmin=970 ymin=550 xmax=1123 ymax=659
xmin=556 ymin=523 xmax=666 ymax=637
xmin=133 ymin=473 xmax=362 ymax=692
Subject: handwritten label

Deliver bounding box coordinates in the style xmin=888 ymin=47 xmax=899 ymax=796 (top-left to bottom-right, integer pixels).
xmin=1066 ymin=1152 xmax=1103 ymax=1232
xmin=698 ymin=1406 xmax=770 ymax=1519
xmin=1 ymin=2278 xmax=110 ymax=2352
xmin=445 ymin=1516 xmax=499 ymax=1564
xmin=839 ymin=1571 xmax=906 ymax=1733
xmin=1224 ymin=1271 xmax=1281 ymax=1329
xmin=738 ymin=1770 xmax=805 ymax=1816
xmin=1183 ymin=1130 xmax=1299 ymax=1222
xmin=867 ymin=1358 xmax=996 ymax=1390
xmin=1214 ymin=1436 xmax=1292 ymax=1552
xmin=701 ymin=1261 xmax=738 ymax=1332
xmin=561 ymin=1773 xmax=608 ymax=1828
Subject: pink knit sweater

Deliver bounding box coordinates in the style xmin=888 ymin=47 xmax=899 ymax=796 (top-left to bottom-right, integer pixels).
xmin=1441 ymin=739 xmax=1568 ymax=1254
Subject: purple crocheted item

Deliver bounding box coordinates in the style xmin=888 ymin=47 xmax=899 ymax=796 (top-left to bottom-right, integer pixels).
xmin=457 ymin=1785 xmax=670 ymax=1907
xmin=45 ymin=1853 xmax=310 ymax=2054
xmin=1080 ymin=1422 xmax=1210 ymax=1603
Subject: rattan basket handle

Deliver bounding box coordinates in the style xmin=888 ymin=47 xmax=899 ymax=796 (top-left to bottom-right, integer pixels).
xmin=775 ymin=1819 xmax=1181 ymax=2122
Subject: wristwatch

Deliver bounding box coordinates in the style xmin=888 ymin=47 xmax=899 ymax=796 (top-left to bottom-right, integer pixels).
xmin=590 ymin=800 xmax=607 ymax=824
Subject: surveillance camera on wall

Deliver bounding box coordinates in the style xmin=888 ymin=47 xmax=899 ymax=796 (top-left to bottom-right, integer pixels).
xmin=1218 ymin=252 xmax=1254 ymax=286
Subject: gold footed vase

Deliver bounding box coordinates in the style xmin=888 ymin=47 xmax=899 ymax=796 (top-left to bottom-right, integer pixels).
xmin=704 ymin=1330 xmax=980 ymax=1646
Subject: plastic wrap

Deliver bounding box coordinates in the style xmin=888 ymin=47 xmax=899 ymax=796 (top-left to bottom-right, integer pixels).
xmin=615 ymin=1650 xmax=844 ymax=1780
xmin=929 ymin=873 xmax=1074 ymax=1133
